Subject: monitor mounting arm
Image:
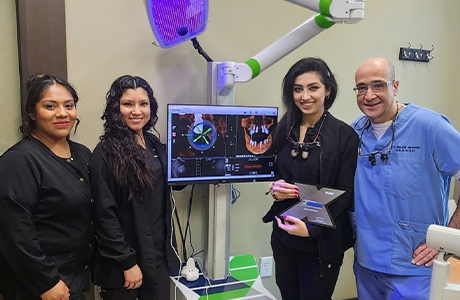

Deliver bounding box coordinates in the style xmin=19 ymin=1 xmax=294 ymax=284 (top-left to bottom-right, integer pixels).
xmin=217 ymin=0 xmax=365 ymax=96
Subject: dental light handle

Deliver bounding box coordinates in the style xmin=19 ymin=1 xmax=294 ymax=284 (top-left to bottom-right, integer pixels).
xmin=426 ymin=224 xmax=460 ymax=300
xmin=429 ymin=251 xmax=450 ymax=300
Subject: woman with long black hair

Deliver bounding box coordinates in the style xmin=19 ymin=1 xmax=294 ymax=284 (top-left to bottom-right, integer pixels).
xmin=263 ymin=58 xmax=358 ymax=300
xmin=90 ymin=75 xmax=179 ymax=300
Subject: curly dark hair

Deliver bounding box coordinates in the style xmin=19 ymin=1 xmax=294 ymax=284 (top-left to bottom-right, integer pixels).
xmin=20 ymin=74 xmax=80 ymax=137
xmin=272 ymin=57 xmax=338 ymax=151
xmin=100 ymin=75 xmax=159 ymax=200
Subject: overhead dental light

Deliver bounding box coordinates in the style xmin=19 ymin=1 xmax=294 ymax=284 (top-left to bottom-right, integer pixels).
xmin=144 ymin=0 xmax=209 ymax=48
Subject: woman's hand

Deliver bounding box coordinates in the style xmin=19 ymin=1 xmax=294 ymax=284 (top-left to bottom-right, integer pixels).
xmin=40 ymin=280 xmax=69 ymax=300
xmin=124 ymin=264 xmax=143 ymax=289
xmin=275 ymin=215 xmax=310 ymax=237
xmin=268 ymin=180 xmax=299 ymax=201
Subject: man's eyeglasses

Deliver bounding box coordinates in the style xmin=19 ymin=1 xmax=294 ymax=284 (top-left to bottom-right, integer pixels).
xmin=353 ymin=80 xmax=394 ymax=95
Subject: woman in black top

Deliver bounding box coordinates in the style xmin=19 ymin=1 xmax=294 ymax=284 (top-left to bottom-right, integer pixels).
xmin=262 ymin=58 xmax=358 ymax=300
xmin=0 ymin=74 xmax=94 ymax=300
xmin=90 ymin=75 xmax=179 ymax=300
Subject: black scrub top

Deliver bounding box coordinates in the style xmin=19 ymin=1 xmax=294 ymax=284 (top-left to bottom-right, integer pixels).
xmin=0 ymin=137 xmax=94 ymax=298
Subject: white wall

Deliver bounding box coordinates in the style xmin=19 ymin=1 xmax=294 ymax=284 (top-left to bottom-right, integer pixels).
xmin=2 ymin=0 xmax=460 ymax=299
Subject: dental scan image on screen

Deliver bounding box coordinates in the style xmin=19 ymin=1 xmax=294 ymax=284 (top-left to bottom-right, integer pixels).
xmin=167 ymin=104 xmax=278 ymax=185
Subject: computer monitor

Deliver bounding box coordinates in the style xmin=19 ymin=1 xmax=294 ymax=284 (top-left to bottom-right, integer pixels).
xmin=167 ymin=104 xmax=278 ymax=185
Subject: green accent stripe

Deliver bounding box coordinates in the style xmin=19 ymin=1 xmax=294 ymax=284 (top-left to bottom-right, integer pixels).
xmin=229 ymin=255 xmax=256 ymax=269
xmin=315 ymin=13 xmax=335 ymax=29
xmin=319 ymin=0 xmax=332 ymax=16
xmin=229 ymin=255 xmax=258 ymax=284
xmin=244 ymin=58 xmax=261 ymax=79
xmin=230 ymin=267 xmax=259 ymax=282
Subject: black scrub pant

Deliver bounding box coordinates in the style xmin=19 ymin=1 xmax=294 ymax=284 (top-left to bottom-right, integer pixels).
xmin=100 ymin=261 xmax=170 ymax=300
xmin=0 ymin=253 xmax=17 ymax=300
xmin=271 ymin=234 xmax=344 ymax=300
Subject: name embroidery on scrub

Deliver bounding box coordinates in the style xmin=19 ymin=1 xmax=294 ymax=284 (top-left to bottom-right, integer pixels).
xmin=394 ymin=145 xmax=421 ymax=153
xmin=398 ymin=221 xmax=410 ymax=227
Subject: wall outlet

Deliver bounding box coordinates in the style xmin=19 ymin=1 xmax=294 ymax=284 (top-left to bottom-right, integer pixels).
xmin=260 ymin=256 xmax=273 ymax=277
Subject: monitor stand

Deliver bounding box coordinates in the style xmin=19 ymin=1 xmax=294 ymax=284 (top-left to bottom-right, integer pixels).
xmin=169 ymin=61 xmax=277 ymax=299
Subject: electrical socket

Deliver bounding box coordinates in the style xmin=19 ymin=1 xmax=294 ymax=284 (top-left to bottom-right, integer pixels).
xmin=260 ymin=256 xmax=273 ymax=277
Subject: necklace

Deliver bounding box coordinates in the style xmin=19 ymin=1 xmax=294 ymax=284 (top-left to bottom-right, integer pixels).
xmin=287 ymin=113 xmax=326 ymax=160
xmin=136 ymin=134 xmax=147 ymax=149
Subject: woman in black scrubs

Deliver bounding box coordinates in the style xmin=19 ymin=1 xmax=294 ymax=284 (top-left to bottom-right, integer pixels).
xmin=263 ymin=58 xmax=358 ymax=300
xmin=0 ymin=74 xmax=94 ymax=300
xmin=90 ymin=75 xmax=179 ymax=300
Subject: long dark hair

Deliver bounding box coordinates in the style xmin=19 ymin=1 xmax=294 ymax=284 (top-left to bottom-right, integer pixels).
xmin=100 ymin=75 xmax=159 ymax=200
xmin=20 ymin=74 xmax=80 ymax=137
xmin=272 ymin=57 xmax=338 ymax=151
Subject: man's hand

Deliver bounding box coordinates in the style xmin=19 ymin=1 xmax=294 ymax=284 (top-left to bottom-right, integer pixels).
xmin=40 ymin=280 xmax=69 ymax=300
xmin=124 ymin=264 xmax=143 ymax=289
xmin=275 ymin=215 xmax=310 ymax=237
xmin=411 ymin=242 xmax=438 ymax=267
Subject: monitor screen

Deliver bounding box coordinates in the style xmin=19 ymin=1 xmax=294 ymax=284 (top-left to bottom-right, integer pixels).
xmin=167 ymin=104 xmax=278 ymax=185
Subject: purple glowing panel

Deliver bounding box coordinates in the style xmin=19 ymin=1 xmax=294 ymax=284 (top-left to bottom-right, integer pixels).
xmin=145 ymin=0 xmax=208 ymax=48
